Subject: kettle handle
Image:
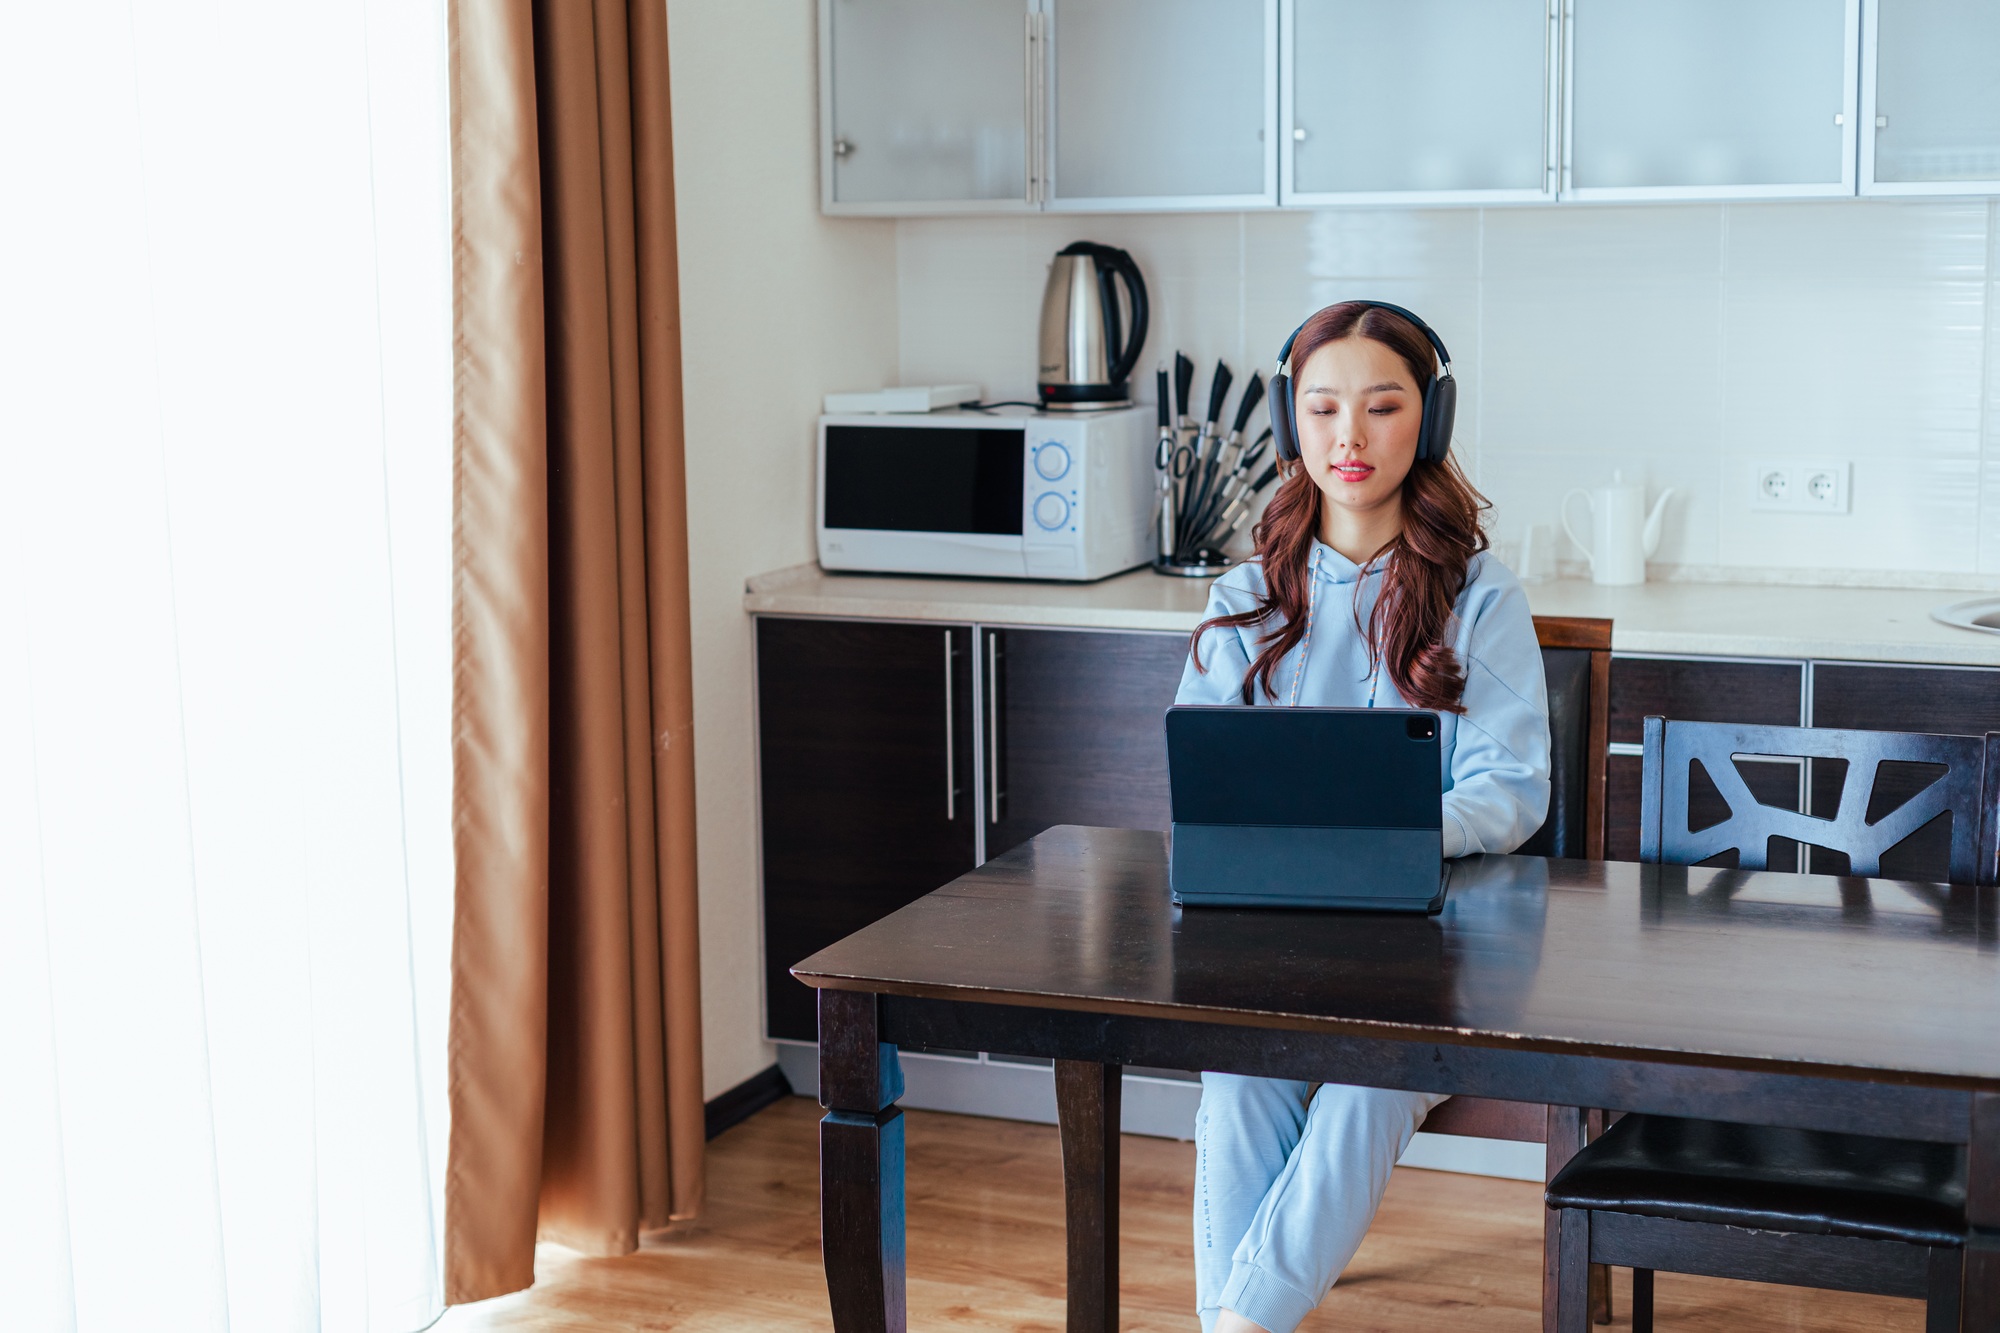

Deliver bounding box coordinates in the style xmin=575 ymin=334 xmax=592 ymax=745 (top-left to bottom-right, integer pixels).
xmin=1095 ymin=245 xmax=1149 ymax=388
xmin=1560 ymin=488 xmax=1594 ymax=567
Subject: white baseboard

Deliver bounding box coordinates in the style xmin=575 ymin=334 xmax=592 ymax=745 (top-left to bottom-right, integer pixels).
xmin=772 ymin=1042 xmax=1542 ymax=1182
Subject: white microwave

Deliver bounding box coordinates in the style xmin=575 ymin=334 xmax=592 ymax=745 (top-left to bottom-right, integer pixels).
xmin=816 ymin=406 xmax=1154 ymax=581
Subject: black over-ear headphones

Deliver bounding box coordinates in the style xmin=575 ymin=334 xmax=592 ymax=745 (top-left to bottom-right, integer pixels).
xmin=1269 ymin=301 xmax=1457 ymax=465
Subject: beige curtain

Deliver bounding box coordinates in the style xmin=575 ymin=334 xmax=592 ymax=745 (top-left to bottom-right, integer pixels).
xmin=446 ymin=0 xmax=703 ymax=1304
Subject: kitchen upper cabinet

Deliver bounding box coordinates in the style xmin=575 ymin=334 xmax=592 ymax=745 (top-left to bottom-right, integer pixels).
xmin=1283 ymin=0 xmax=1558 ymax=205
xmin=1046 ymin=0 xmax=1278 ymax=209
xmin=818 ymin=0 xmax=1034 ymax=214
xmin=1862 ymin=0 xmax=2000 ymax=194
xmin=758 ymin=618 xmax=978 ymax=1041
xmin=1562 ymin=0 xmax=1858 ymax=200
xmin=820 ymin=0 xmax=2000 ymax=212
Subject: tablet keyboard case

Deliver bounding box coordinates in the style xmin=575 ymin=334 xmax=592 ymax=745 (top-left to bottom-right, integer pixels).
xmin=1166 ymin=706 xmax=1447 ymax=912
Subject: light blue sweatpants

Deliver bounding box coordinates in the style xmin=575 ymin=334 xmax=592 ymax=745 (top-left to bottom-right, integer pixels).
xmin=1193 ymin=1074 xmax=1448 ymax=1333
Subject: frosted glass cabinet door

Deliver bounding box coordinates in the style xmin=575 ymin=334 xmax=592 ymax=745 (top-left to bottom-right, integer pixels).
xmin=1565 ymin=0 xmax=1858 ymax=199
xmin=821 ymin=0 xmax=1032 ymax=211
xmin=1864 ymin=0 xmax=2000 ymax=192
xmin=1047 ymin=0 xmax=1277 ymax=209
xmin=1286 ymin=0 xmax=1556 ymax=203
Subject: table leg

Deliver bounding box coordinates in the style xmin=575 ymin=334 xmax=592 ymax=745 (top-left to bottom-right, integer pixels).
xmin=1966 ymin=1091 xmax=1999 ymax=1331
xmin=1543 ymin=1105 xmax=1586 ymax=1333
xmin=819 ymin=990 xmax=905 ymax=1333
xmin=1055 ymin=1060 xmax=1122 ymax=1333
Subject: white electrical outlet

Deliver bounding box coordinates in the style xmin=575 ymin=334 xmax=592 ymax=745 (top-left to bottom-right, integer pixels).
xmin=1750 ymin=460 xmax=1851 ymax=514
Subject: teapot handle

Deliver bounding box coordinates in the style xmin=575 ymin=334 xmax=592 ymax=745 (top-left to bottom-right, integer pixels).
xmin=1561 ymin=489 xmax=1594 ymax=568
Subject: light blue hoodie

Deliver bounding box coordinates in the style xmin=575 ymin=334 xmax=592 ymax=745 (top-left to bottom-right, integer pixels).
xmin=1175 ymin=540 xmax=1551 ymax=858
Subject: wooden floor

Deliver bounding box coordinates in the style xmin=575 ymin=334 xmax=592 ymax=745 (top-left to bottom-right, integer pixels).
xmin=439 ymin=1095 xmax=1922 ymax=1332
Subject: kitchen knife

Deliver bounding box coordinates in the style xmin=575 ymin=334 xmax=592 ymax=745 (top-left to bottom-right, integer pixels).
xmin=1180 ymin=361 xmax=1234 ymax=549
xmin=1190 ymin=425 xmax=1272 ymax=542
xmin=1228 ymin=372 xmax=1265 ymax=440
xmin=1217 ymin=461 xmax=1282 ymax=538
xmin=1202 ymin=360 xmax=1234 ymax=435
xmin=1193 ymin=373 xmax=1266 ymax=535
xmin=1172 ymin=352 xmax=1196 ymax=550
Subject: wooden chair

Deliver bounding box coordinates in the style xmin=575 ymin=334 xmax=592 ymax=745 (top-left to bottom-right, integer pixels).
xmin=1422 ymin=614 xmax=1616 ymax=1321
xmin=1547 ymin=717 xmax=2000 ymax=1331
xmin=1519 ymin=615 xmax=1613 ymax=862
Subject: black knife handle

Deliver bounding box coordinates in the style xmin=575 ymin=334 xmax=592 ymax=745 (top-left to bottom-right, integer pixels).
xmin=1174 ymin=353 xmax=1194 ymax=420
xmin=1230 ymin=372 xmax=1265 ymax=434
xmin=1204 ymin=361 xmax=1233 ymax=427
xmin=1155 ymin=365 xmax=1170 ymax=431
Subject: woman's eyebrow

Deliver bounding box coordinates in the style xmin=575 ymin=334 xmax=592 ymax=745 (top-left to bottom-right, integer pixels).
xmin=1303 ymin=381 xmax=1408 ymax=394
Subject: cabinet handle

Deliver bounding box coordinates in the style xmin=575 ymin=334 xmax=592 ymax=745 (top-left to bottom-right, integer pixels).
xmin=987 ymin=631 xmax=1003 ymax=824
xmin=832 ymin=136 xmax=854 ymax=159
xmin=944 ymin=631 xmax=956 ymax=821
xmin=1023 ymin=13 xmax=1045 ymax=204
xmin=1543 ymin=1 xmax=1557 ymax=190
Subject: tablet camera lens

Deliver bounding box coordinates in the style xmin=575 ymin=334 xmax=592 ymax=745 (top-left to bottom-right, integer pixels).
xmin=1406 ymin=715 xmax=1435 ymax=741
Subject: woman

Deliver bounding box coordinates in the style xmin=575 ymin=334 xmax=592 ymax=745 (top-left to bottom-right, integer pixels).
xmin=1176 ymin=301 xmax=1551 ymax=1333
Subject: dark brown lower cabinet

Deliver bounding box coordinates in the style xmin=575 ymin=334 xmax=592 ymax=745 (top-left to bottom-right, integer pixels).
xmin=1605 ymin=657 xmax=1805 ymax=862
xmin=1804 ymin=663 xmax=2000 ymax=880
xmin=983 ymin=627 xmax=1190 ymax=860
xmin=758 ymin=617 xmax=976 ymax=1041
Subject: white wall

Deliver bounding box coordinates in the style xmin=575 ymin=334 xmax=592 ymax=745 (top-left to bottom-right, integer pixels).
xmin=668 ymin=0 xmax=899 ymax=1098
xmin=900 ymin=200 xmax=2000 ymax=582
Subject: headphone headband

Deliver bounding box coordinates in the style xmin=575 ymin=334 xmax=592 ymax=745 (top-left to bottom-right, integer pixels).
xmin=1270 ymin=300 xmax=1458 ymax=466
xmin=1274 ymin=300 xmax=1452 ymax=379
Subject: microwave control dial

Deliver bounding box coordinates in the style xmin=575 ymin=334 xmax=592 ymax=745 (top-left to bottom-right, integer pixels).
xmin=1033 ymin=441 xmax=1071 ymax=481
xmin=1032 ymin=492 xmax=1071 ymax=531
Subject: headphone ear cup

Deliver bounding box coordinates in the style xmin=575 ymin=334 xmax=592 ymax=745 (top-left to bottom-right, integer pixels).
xmin=1270 ymin=372 xmax=1299 ymax=462
xmin=1420 ymin=373 xmax=1457 ymax=462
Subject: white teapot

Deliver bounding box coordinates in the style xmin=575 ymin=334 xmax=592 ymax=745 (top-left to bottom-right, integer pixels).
xmin=1561 ymin=471 xmax=1675 ymax=586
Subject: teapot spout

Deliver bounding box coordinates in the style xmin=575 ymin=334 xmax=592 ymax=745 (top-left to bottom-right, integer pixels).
xmin=1642 ymin=488 xmax=1678 ymax=559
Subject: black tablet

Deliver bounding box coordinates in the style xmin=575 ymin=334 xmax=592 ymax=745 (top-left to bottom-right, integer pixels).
xmin=1164 ymin=704 xmax=1448 ymax=912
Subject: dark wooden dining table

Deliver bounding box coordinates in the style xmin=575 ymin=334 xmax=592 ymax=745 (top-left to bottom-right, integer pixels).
xmin=792 ymin=824 xmax=2000 ymax=1333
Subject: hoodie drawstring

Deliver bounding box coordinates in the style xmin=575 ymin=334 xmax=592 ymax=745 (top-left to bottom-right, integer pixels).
xmin=1287 ymin=547 xmax=1321 ymax=706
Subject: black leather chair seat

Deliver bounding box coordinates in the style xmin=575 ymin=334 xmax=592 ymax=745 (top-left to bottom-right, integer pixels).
xmin=1546 ymin=1113 xmax=1967 ymax=1246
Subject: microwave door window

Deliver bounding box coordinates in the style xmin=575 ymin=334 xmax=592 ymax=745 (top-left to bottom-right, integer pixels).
xmin=824 ymin=427 xmax=1024 ymax=534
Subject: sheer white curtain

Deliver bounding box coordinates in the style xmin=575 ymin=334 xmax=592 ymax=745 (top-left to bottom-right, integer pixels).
xmin=0 ymin=4 xmax=453 ymax=1331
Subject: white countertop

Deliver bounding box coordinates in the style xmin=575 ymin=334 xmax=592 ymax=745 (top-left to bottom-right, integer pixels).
xmin=743 ymin=563 xmax=2000 ymax=667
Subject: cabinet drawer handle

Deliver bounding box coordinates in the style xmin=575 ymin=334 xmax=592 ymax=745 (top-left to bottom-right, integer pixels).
xmin=944 ymin=631 xmax=956 ymax=821
xmin=1023 ymin=13 xmax=1043 ymax=204
xmin=988 ymin=631 xmax=1002 ymax=824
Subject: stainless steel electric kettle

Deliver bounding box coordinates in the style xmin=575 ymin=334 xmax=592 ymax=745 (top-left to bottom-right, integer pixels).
xmin=1036 ymin=241 xmax=1149 ymax=411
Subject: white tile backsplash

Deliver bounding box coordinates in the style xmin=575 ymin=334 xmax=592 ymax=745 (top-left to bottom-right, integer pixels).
xmin=896 ymin=199 xmax=1998 ymax=582
xmin=1477 ymin=449 xmax=1721 ymax=572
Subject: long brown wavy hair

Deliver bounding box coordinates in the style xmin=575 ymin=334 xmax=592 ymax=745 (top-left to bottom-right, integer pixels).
xmin=1192 ymin=302 xmax=1490 ymax=711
